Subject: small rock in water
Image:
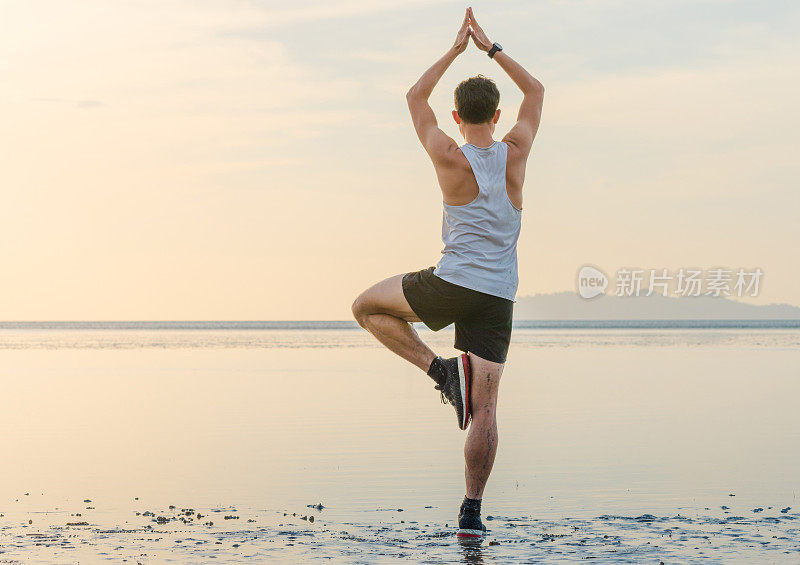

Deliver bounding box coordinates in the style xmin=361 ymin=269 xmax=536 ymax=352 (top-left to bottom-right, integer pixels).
xmin=83 ymin=499 xmax=91 ymax=503
xmin=67 ymin=521 xmax=89 ymax=526
xmin=635 ymin=514 xmax=656 ymax=522
xmin=489 ymin=540 xmax=499 ymax=546
xmin=309 ymin=516 xmax=315 ymax=523
xmin=753 ymin=508 xmax=764 ymax=513
xmin=780 ymin=507 xmax=791 ymax=513
xmin=155 ymin=516 xmax=169 ymax=524
xmin=729 ymin=493 xmax=736 ymax=497
xmin=721 ymin=506 xmax=729 ymax=510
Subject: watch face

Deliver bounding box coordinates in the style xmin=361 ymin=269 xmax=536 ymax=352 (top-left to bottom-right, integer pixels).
xmin=495 ymin=43 xmax=502 ymax=50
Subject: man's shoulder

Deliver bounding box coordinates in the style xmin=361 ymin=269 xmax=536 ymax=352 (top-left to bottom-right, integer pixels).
xmin=430 ymin=143 xmax=470 ymax=170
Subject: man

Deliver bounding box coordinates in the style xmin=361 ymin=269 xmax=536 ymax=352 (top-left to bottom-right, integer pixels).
xmin=351 ymin=7 xmax=544 ymax=540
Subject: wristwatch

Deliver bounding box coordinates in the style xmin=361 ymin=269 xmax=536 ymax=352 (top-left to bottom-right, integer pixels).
xmin=487 ymin=42 xmax=503 ymax=59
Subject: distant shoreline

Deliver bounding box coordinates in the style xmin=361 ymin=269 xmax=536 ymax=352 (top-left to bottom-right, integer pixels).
xmin=1 ymin=320 xmax=799 ymax=330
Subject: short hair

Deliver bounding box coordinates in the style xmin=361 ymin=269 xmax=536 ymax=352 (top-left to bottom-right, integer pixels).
xmin=454 ymin=75 xmax=500 ymax=124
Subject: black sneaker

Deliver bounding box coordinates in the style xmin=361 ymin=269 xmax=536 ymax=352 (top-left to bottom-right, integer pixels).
xmin=434 ymin=353 xmax=472 ymax=430
xmin=456 ymin=509 xmax=486 ymax=541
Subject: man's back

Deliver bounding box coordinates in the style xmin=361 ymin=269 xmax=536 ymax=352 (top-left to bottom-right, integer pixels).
xmin=434 ymin=140 xmax=522 ymax=301
xmin=431 ymin=137 xmax=527 ymax=210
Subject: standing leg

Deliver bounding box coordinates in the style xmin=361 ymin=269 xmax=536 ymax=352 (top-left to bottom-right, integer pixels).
xmin=464 ymin=352 xmax=504 ymax=499
xmin=352 ymin=274 xmax=436 ymax=371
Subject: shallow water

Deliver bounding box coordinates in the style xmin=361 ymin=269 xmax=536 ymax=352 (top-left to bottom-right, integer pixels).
xmin=1 ymin=328 xmax=799 ymax=563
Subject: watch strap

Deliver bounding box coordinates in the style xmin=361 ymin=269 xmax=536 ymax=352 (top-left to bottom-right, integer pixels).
xmin=487 ymin=42 xmax=502 ymax=58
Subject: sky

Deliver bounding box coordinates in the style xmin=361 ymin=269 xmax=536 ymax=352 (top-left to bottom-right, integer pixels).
xmin=2 ymin=0 xmax=798 ymax=319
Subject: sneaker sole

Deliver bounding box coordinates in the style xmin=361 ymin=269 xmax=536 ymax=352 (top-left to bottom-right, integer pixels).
xmin=456 ymin=528 xmax=484 ymax=539
xmin=458 ymin=353 xmax=471 ymax=430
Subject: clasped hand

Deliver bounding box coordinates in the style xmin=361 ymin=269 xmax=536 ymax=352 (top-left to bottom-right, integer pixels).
xmin=453 ymin=7 xmax=493 ymax=54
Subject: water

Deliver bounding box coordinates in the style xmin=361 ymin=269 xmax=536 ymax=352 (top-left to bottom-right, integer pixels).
xmin=1 ymin=325 xmax=799 ymax=563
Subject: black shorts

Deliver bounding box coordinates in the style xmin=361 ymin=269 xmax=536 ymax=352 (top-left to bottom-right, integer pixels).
xmin=402 ymin=266 xmax=513 ymax=364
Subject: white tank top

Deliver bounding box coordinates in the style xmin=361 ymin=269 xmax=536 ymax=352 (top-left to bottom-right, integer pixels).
xmin=433 ymin=141 xmax=522 ymax=301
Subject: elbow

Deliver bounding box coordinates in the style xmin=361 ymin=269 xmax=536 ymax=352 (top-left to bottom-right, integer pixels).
xmin=406 ymin=83 xmax=430 ymax=101
xmin=524 ymin=78 xmax=544 ymax=96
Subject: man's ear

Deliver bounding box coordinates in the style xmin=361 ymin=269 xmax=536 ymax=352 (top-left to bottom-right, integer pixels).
xmin=452 ymin=110 xmax=461 ymax=124
xmin=492 ymin=109 xmax=501 ymax=124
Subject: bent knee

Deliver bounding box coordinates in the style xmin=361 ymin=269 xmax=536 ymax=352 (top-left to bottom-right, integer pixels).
xmin=351 ymin=294 xmax=371 ymax=327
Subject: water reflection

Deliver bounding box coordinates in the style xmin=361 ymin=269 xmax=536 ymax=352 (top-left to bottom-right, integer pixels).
xmin=460 ymin=539 xmax=485 ymax=563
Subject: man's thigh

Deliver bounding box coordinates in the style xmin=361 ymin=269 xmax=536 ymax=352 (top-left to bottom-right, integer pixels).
xmin=355 ymin=273 xmax=421 ymax=322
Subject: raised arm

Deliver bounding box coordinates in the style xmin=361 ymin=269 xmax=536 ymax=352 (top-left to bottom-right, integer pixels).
xmin=406 ymin=9 xmax=471 ymax=163
xmin=468 ymin=8 xmax=544 ymax=157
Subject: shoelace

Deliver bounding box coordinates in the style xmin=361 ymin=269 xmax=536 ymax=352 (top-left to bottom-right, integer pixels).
xmin=434 ymin=384 xmax=449 ymax=405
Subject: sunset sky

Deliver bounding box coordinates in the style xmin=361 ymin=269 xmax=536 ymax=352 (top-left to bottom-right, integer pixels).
xmin=2 ymin=0 xmax=798 ymax=319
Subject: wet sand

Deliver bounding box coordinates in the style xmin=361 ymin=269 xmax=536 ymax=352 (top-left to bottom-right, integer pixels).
xmin=2 ymin=496 xmax=799 ymax=563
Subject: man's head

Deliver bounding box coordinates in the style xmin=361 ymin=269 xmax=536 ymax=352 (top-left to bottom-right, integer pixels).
xmin=452 ymin=75 xmax=500 ymax=127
